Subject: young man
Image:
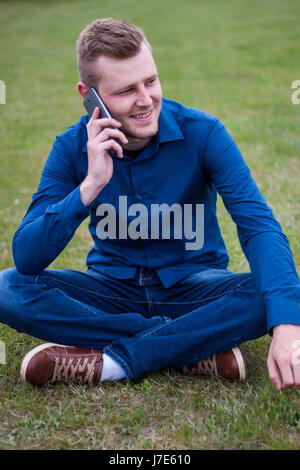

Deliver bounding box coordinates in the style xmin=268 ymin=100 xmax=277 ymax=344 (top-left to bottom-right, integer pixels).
xmin=0 ymin=18 xmax=299 ymax=390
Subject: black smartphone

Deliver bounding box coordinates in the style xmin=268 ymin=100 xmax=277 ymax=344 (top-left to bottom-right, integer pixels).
xmin=83 ymin=88 xmax=112 ymax=119
xmin=83 ymin=87 xmax=121 ymax=146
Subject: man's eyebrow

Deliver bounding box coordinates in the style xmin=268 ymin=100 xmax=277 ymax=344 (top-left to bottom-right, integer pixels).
xmin=111 ymin=74 xmax=158 ymax=94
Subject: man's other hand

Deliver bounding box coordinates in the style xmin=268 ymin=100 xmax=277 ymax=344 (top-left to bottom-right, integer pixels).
xmin=267 ymin=323 xmax=300 ymax=390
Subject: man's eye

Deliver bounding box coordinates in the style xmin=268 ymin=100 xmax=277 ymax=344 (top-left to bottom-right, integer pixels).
xmin=120 ymin=89 xmax=132 ymax=95
xmin=146 ymin=78 xmax=156 ymax=85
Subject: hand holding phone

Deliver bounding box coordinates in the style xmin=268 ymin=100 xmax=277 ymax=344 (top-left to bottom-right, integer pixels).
xmin=84 ymin=87 xmax=126 ymax=145
xmin=80 ymin=89 xmax=128 ymax=205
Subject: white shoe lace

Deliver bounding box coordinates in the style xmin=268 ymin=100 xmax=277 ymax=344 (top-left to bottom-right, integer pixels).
xmin=51 ymin=355 xmax=98 ymax=384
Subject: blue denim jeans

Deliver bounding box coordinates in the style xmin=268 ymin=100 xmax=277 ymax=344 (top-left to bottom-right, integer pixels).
xmin=0 ymin=266 xmax=268 ymax=381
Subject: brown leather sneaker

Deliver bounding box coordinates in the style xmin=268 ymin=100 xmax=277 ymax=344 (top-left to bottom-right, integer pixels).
xmin=182 ymin=347 xmax=247 ymax=382
xmin=20 ymin=343 xmax=104 ymax=387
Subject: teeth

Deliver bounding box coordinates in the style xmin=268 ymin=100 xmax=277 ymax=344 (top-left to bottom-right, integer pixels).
xmin=132 ymin=111 xmax=151 ymax=118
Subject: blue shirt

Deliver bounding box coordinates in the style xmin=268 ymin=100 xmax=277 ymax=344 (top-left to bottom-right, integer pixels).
xmin=12 ymin=97 xmax=300 ymax=331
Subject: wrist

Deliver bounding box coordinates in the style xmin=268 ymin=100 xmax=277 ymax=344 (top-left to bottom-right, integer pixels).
xmin=272 ymin=323 xmax=300 ymax=337
xmin=80 ymin=177 xmax=104 ymax=206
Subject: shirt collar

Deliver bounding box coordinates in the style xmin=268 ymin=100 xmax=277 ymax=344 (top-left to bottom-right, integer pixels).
xmin=156 ymin=98 xmax=184 ymax=144
xmin=81 ymin=97 xmax=184 ymax=153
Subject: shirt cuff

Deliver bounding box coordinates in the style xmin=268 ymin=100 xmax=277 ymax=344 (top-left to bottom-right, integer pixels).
xmin=66 ymin=185 xmax=93 ymax=225
xmin=266 ymin=297 xmax=300 ymax=332
xmin=45 ymin=185 xmax=91 ymax=224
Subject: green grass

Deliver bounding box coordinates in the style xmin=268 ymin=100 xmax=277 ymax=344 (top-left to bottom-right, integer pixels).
xmin=0 ymin=0 xmax=300 ymax=450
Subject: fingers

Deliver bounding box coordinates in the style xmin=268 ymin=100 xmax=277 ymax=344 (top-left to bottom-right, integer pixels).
xmin=267 ymin=326 xmax=300 ymax=391
xmin=267 ymin=354 xmax=283 ymax=390
xmin=293 ymin=365 xmax=300 ymax=388
xmin=94 ymin=127 xmax=128 ymax=146
xmin=100 ymin=139 xmax=124 ymax=160
xmin=86 ymin=107 xmax=127 ymax=159
xmin=291 ymin=343 xmax=300 ymax=388
xmin=277 ymin=356 xmax=294 ymax=389
xmin=87 ymin=107 xmax=122 ymax=140
xmin=268 ymin=351 xmax=300 ymax=390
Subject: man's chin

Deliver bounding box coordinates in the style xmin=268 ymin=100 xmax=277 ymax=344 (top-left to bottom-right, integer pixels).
xmin=124 ymin=122 xmax=159 ymax=142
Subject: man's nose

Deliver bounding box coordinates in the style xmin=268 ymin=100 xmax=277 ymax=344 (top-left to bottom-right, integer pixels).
xmin=136 ymin=87 xmax=152 ymax=107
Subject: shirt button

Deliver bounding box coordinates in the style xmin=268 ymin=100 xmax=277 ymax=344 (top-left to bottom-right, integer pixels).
xmin=137 ymin=193 xmax=143 ymax=200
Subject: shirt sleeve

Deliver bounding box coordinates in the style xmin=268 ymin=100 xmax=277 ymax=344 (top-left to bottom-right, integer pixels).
xmin=203 ymin=119 xmax=300 ymax=332
xmin=12 ymin=136 xmax=91 ymax=274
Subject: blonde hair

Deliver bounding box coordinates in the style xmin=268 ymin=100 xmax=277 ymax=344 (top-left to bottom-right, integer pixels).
xmin=76 ymin=18 xmax=152 ymax=88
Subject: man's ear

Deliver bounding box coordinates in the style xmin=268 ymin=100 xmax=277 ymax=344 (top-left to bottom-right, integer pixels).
xmin=77 ymin=81 xmax=89 ymax=98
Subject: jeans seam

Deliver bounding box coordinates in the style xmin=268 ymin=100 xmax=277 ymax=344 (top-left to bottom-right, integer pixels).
xmin=150 ymin=290 xmax=237 ymax=305
xmin=34 ymin=275 xmax=248 ymax=318
xmin=151 ymin=285 xmax=247 ymax=306
xmin=36 ymin=276 xmax=112 ymax=320
xmin=133 ymin=280 xmax=252 ymax=341
xmin=35 ymin=275 xmax=246 ymax=306
xmin=35 ymin=275 xmax=150 ymax=304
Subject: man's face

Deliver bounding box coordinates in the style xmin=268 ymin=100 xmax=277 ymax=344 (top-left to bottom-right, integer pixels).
xmin=93 ymin=42 xmax=162 ymax=149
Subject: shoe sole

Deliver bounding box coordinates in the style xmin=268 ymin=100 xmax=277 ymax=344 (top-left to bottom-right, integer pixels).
xmin=20 ymin=342 xmax=71 ymax=383
xmin=232 ymin=347 xmax=247 ymax=381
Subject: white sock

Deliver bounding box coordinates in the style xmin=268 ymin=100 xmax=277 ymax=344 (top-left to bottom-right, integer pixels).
xmin=101 ymin=353 xmax=126 ymax=382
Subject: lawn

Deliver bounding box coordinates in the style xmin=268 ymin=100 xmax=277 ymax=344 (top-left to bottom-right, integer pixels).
xmin=0 ymin=0 xmax=299 ymax=450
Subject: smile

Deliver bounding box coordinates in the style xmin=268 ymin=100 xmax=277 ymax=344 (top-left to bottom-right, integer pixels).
xmin=130 ymin=109 xmax=153 ymax=121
